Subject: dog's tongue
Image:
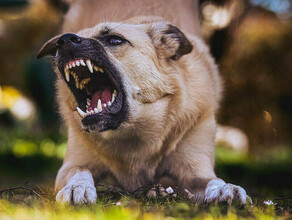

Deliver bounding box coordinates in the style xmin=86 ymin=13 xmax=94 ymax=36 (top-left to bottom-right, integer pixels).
xmin=89 ymin=88 xmax=112 ymax=110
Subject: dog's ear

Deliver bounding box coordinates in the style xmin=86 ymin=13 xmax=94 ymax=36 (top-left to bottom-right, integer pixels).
xmin=36 ymin=35 xmax=61 ymax=59
xmin=149 ymin=23 xmax=193 ymax=61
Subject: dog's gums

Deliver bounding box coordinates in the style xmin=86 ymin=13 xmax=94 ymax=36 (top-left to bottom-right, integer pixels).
xmin=63 ymin=58 xmax=118 ymax=118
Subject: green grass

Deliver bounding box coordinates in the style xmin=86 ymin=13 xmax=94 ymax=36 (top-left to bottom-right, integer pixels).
xmin=0 ymin=191 xmax=286 ymax=220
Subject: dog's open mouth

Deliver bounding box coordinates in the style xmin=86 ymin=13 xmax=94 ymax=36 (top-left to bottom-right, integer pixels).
xmin=62 ymin=58 xmax=123 ymax=119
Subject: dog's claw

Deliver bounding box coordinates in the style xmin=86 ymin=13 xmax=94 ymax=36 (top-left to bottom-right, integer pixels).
xmin=56 ymin=170 xmax=97 ymax=205
xmin=204 ymin=179 xmax=248 ymax=205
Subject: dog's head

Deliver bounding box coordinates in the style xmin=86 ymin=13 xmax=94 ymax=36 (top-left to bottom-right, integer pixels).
xmin=37 ymin=18 xmax=193 ymax=132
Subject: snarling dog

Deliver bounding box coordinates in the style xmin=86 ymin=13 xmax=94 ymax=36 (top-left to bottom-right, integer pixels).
xmin=37 ymin=15 xmax=248 ymax=205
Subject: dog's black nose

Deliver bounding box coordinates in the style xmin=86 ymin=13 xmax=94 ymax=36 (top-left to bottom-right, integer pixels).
xmin=56 ymin=33 xmax=81 ymax=49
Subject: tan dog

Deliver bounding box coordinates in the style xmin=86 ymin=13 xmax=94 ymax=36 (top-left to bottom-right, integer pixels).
xmin=37 ymin=0 xmax=248 ymax=205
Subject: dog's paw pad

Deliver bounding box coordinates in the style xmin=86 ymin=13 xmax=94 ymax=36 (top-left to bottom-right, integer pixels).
xmin=204 ymin=179 xmax=248 ymax=205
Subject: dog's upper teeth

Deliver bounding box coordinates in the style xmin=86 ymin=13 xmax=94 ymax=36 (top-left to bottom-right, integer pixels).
xmin=80 ymin=59 xmax=86 ymax=66
xmin=93 ymin=65 xmax=104 ymax=73
xmin=72 ymin=62 xmax=76 ymax=67
xmin=76 ymin=61 xmax=80 ymax=66
xmin=86 ymin=59 xmax=93 ymax=73
xmin=77 ymin=107 xmax=86 ymax=118
xmin=107 ymin=101 xmax=112 ymax=106
xmin=65 ymin=69 xmax=70 ymax=82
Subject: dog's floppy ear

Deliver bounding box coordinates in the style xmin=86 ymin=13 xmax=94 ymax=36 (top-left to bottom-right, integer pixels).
xmin=149 ymin=23 xmax=193 ymax=61
xmin=36 ymin=35 xmax=61 ymax=59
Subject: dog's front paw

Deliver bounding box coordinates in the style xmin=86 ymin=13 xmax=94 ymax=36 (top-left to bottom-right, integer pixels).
xmin=204 ymin=179 xmax=249 ymax=205
xmin=56 ymin=170 xmax=97 ymax=205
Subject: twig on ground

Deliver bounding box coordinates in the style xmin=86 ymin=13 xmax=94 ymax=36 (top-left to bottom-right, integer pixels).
xmin=0 ymin=186 xmax=53 ymax=203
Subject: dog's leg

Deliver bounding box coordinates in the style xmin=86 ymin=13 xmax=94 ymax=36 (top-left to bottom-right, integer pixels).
xmin=54 ymin=133 xmax=107 ymax=204
xmin=164 ymin=114 xmax=248 ymax=204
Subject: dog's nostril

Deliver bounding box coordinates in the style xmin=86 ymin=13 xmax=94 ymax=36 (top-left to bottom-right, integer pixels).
xmin=56 ymin=33 xmax=81 ymax=49
xmin=70 ymin=35 xmax=81 ymax=44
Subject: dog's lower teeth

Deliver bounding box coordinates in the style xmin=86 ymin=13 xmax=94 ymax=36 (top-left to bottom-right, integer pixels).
xmin=111 ymin=92 xmax=116 ymax=103
xmin=65 ymin=70 xmax=70 ymax=82
xmin=77 ymin=107 xmax=86 ymax=118
xmin=97 ymin=99 xmax=102 ymax=111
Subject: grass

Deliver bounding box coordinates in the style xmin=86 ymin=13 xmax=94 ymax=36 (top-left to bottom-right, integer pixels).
xmin=0 ymin=188 xmax=287 ymax=220
xmin=0 ymin=128 xmax=291 ymax=219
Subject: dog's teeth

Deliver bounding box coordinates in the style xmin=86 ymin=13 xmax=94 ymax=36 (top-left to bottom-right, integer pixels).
xmin=94 ymin=108 xmax=98 ymax=113
xmin=86 ymin=59 xmax=93 ymax=73
xmin=87 ymin=98 xmax=91 ymax=106
xmin=72 ymin=72 xmax=77 ymax=80
xmin=76 ymin=61 xmax=80 ymax=66
xmin=65 ymin=70 xmax=70 ymax=82
xmin=107 ymin=101 xmax=112 ymax=106
xmin=111 ymin=93 xmax=115 ymax=103
xmin=80 ymin=78 xmax=91 ymax=87
xmin=97 ymin=99 xmax=102 ymax=111
xmin=80 ymin=59 xmax=86 ymax=66
xmin=86 ymin=110 xmax=90 ymax=114
xmin=69 ymin=63 xmax=72 ymax=69
xmin=75 ymin=80 xmax=79 ymax=89
xmin=91 ymin=110 xmax=94 ymax=114
xmin=93 ymin=66 xmax=98 ymax=72
xmin=114 ymin=89 xmax=117 ymax=95
xmin=65 ymin=65 xmax=69 ymax=70
xmin=72 ymin=62 xmax=76 ymax=67
xmin=103 ymin=103 xmax=107 ymax=107
xmin=99 ymin=68 xmax=104 ymax=73
xmin=76 ymin=107 xmax=86 ymax=118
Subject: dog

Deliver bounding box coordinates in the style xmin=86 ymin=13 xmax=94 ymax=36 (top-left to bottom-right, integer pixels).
xmin=37 ymin=0 xmax=248 ymax=205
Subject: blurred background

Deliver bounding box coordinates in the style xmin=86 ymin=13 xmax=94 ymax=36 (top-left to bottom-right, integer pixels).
xmin=0 ymin=0 xmax=291 ymax=199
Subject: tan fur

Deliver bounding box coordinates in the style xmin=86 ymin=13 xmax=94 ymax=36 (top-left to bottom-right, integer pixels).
xmin=53 ymin=0 xmax=223 ymax=202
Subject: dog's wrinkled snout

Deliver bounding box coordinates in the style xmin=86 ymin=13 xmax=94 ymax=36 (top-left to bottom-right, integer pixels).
xmin=56 ymin=33 xmax=81 ymax=49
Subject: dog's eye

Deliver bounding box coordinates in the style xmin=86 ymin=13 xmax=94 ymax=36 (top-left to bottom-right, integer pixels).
xmin=106 ymin=36 xmax=125 ymax=46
